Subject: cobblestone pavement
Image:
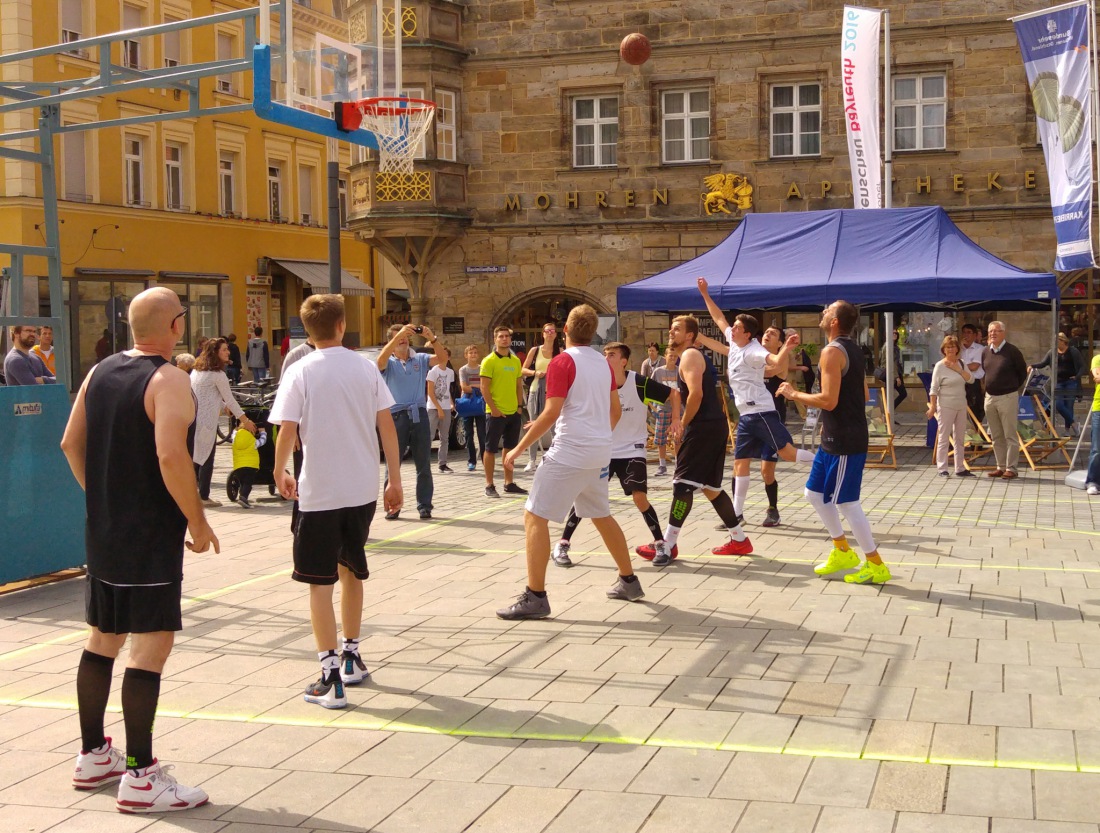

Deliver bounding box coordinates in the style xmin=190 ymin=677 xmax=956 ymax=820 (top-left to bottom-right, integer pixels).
xmin=3 ymin=423 xmax=1100 ymax=832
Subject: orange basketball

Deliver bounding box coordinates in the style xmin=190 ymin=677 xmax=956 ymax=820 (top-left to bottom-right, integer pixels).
xmin=620 ymin=33 xmax=651 ymax=66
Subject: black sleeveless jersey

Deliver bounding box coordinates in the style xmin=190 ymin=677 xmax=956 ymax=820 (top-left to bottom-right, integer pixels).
xmin=680 ymin=346 xmax=725 ymax=423
xmin=820 ymin=336 xmax=868 ymax=456
xmin=84 ymin=353 xmax=195 ymax=585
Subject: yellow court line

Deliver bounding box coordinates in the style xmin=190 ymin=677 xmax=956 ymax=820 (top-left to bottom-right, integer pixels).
xmin=364 ymin=499 xmax=523 ymax=549
xmin=1 ymin=695 xmax=1093 ymax=774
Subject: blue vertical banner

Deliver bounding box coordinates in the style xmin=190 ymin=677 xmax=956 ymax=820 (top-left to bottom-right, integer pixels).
xmin=1014 ymin=2 xmax=1096 ymax=271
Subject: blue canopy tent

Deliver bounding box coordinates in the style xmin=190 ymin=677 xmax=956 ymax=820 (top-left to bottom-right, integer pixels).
xmin=616 ymin=206 xmax=1059 ymax=313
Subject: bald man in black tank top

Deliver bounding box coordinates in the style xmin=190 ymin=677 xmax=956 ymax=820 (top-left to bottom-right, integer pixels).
xmin=61 ymin=286 xmax=218 ymax=813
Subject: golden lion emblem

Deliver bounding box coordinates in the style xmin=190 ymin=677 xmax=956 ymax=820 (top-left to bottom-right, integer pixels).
xmin=702 ymin=173 xmax=753 ymax=215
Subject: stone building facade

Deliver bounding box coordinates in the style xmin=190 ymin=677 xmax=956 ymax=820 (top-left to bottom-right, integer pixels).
xmin=348 ymin=0 xmax=1082 ymax=365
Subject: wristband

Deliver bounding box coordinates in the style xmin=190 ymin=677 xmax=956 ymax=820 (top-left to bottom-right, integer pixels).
xmin=429 ymin=337 xmax=438 ymax=344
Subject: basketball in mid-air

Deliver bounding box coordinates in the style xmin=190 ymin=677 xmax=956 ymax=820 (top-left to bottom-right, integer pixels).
xmin=619 ymin=33 xmax=651 ymax=66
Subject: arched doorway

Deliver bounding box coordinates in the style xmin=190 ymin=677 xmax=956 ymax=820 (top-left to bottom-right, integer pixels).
xmin=489 ymin=287 xmax=611 ymax=356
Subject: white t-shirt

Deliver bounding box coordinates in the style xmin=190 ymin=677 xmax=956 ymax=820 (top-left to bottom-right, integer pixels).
xmin=426 ymin=365 xmax=454 ymax=411
xmin=724 ymin=330 xmax=775 ymax=415
xmin=611 ymin=371 xmax=648 ymax=459
xmin=269 ymin=346 xmax=396 ymax=512
xmin=543 ymin=346 xmax=615 ymax=469
xmin=960 ymin=342 xmax=985 ymax=380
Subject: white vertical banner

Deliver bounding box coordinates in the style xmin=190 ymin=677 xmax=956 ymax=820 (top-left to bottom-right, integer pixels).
xmin=841 ymin=6 xmax=883 ymax=208
xmin=1014 ymin=1 xmax=1096 ymax=270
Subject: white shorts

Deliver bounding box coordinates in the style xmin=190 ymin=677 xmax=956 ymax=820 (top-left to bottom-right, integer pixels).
xmin=525 ymin=456 xmax=611 ymax=523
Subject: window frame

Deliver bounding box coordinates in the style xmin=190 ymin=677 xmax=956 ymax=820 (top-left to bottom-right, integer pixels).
xmin=769 ymin=81 xmax=822 ymax=159
xmin=297 ymin=164 xmax=315 ymax=225
xmin=571 ymin=94 xmax=619 ymax=169
xmin=124 ymin=133 xmax=147 ymax=207
xmin=164 ymin=140 xmax=185 ymax=211
xmin=121 ymin=3 xmax=144 ymax=70
xmin=892 ymin=71 xmax=947 ymax=152
xmin=435 ymin=88 xmax=457 ymax=162
xmin=268 ymin=162 xmax=284 ymax=221
xmin=218 ymin=151 xmax=237 ymax=216
xmin=661 ymin=88 xmax=711 ymax=165
xmin=216 ymin=29 xmax=238 ymax=95
xmin=61 ymin=128 xmax=90 ymax=202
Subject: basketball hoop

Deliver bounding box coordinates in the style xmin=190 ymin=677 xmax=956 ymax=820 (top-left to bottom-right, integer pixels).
xmin=333 ymin=97 xmax=435 ymax=174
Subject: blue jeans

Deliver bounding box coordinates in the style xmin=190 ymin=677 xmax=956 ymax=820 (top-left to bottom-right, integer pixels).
xmin=250 ymin=367 xmax=268 ymax=382
xmin=1088 ymin=411 xmax=1100 ymax=488
xmin=387 ymin=406 xmax=433 ymax=511
xmin=464 ymin=413 xmax=486 ymax=465
xmin=1053 ymin=380 xmax=1079 ymax=431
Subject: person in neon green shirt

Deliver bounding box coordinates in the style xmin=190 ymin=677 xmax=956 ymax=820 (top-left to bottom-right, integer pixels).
xmin=480 ymin=326 xmax=527 ymax=498
xmin=1086 ymin=355 xmax=1100 ymax=495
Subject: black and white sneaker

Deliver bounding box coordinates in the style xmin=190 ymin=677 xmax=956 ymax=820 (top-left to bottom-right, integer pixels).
xmin=303 ymin=673 xmax=347 ymax=709
xmin=552 ymin=541 xmax=573 ymax=568
xmin=340 ymin=651 xmax=369 ymax=685
xmin=651 ymin=541 xmax=672 ymax=568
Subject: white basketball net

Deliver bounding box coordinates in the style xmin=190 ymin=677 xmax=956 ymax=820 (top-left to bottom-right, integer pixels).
xmin=355 ymin=98 xmax=436 ymax=174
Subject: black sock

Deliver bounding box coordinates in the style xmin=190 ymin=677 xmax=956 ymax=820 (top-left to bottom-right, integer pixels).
xmin=561 ymin=509 xmax=581 ymax=542
xmin=121 ymin=668 xmax=161 ymax=771
xmin=77 ymin=650 xmax=114 ymax=753
xmin=641 ymin=505 xmax=663 ymax=540
xmin=527 ymin=586 xmax=547 ymax=598
xmin=709 ymin=490 xmax=742 ymax=529
xmin=620 ymin=574 xmax=638 ymax=583
xmin=764 ymin=481 xmax=779 ymax=510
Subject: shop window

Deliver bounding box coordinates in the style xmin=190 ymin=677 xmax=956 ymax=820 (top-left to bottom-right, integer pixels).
xmin=893 ymin=73 xmax=946 ymax=151
xmin=662 ymin=89 xmax=710 ymax=163
xmin=573 ymin=96 xmax=618 ymax=168
xmin=771 ymin=83 xmax=820 ymax=158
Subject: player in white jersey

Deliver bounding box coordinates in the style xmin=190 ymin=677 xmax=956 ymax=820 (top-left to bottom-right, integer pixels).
xmin=551 ymin=342 xmax=680 ymax=567
xmin=694 ymin=278 xmax=815 ymax=539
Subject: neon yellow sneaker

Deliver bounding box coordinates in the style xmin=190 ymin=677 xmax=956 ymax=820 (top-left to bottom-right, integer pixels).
xmin=814 ymin=547 xmax=860 ymax=577
xmin=843 ymin=560 xmax=892 ymax=585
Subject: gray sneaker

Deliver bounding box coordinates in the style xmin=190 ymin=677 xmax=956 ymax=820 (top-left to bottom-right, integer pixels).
xmin=496 ymin=589 xmax=551 ymax=620
xmin=485 ymin=485 xmax=499 ymax=498
xmin=762 ymin=507 xmax=780 ymax=527
xmin=606 ymin=576 xmax=645 ymax=601
xmin=552 ymin=541 xmax=573 ymax=568
xmin=651 ymin=541 xmax=672 ymax=568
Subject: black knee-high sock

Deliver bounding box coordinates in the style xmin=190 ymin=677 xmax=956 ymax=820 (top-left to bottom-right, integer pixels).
xmin=764 ymin=480 xmax=779 ymax=510
xmin=709 ymin=490 xmax=743 ymax=529
xmin=77 ymin=650 xmax=114 ymax=752
xmin=641 ymin=505 xmax=663 ymax=540
xmin=560 ymin=508 xmax=582 ymax=542
xmin=121 ymin=668 xmax=161 ymax=771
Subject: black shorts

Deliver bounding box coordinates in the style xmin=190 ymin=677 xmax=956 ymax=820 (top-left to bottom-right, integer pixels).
xmin=292 ymin=502 xmax=376 ymax=585
xmin=85 ymin=576 xmax=183 ymax=634
xmin=609 ymin=457 xmax=648 ymax=495
xmin=674 ymin=420 xmax=728 ymax=491
xmin=486 ymin=413 xmax=522 ymax=454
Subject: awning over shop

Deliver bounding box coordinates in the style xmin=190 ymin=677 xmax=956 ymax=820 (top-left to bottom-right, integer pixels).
xmin=73 ymin=268 xmax=155 ymax=278
xmin=270 ymin=259 xmax=374 ymax=297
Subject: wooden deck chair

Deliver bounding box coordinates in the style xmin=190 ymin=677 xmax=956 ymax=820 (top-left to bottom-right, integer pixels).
xmin=1016 ymin=394 xmax=1071 ymax=470
xmin=865 ymin=385 xmax=897 ymax=469
xmin=801 ymin=407 xmax=822 ymax=450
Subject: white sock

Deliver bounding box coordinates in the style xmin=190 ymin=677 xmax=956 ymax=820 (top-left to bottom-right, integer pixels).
xmin=729 ymin=525 xmax=747 ymax=542
xmin=664 ymin=526 xmax=681 ymax=548
xmin=796 ymin=448 xmax=815 ymax=463
xmin=342 ymin=637 xmax=360 ymax=655
xmin=318 ymin=650 xmax=339 ymax=678
xmin=733 ymin=475 xmax=750 ymax=516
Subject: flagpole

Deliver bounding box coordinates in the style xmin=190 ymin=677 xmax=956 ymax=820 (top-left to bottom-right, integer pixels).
xmin=1092 ymin=0 xmax=1099 ymax=264
xmin=883 ymin=8 xmax=892 ymax=209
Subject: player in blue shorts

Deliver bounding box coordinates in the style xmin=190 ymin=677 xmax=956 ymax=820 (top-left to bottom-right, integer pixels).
xmin=779 ymin=300 xmax=890 ymax=585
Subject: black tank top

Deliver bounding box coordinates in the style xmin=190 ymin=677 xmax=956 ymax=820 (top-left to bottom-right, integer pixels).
xmin=820 ymin=336 xmax=868 ymax=456
xmin=84 ymin=353 xmax=195 ymax=585
xmin=680 ymin=346 xmax=725 ymax=423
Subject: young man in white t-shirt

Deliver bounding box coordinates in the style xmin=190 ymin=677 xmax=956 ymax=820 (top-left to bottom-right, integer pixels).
xmin=271 ymin=295 xmax=403 ymax=709
xmin=693 ymin=278 xmax=814 ymax=544
xmin=496 ymin=305 xmax=642 ymax=620
xmin=426 ymin=347 xmax=456 ymax=473
xmin=552 ymin=342 xmax=680 ymax=567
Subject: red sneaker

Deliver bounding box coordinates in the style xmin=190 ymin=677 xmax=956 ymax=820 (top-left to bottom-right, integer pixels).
xmin=635 ymin=543 xmax=679 ymax=561
xmin=711 ymin=537 xmax=753 ymax=556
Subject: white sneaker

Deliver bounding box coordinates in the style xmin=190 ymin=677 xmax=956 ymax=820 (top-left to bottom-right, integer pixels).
xmin=1088 ymin=484 xmax=1100 ymax=496
xmin=73 ymin=738 xmax=126 ymax=790
xmin=303 ymin=673 xmax=347 ymax=709
xmin=655 ymin=465 xmax=668 ymax=476
xmin=201 ymin=498 xmax=222 ymax=508
xmin=523 ymin=461 xmax=538 ymax=473
xmin=116 ymin=760 xmax=209 ymax=813
xmin=340 ymin=651 xmax=369 ymax=685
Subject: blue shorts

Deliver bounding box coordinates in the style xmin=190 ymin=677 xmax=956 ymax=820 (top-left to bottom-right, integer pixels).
xmin=734 ymin=411 xmax=793 ymax=462
xmin=806 ymin=450 xmax=866 ymax=504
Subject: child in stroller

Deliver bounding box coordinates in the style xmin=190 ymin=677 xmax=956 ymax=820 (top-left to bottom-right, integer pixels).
xmin=227 ymin=405 xmax=278 ymax=507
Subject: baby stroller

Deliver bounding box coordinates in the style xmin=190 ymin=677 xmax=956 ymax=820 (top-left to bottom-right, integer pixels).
xmin=226 ymin=405 xmax=279 ymax=502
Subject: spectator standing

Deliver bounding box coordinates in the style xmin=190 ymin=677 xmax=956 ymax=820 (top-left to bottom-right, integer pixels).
xmin=174 ymin=353 xmax=196 ymax=373
xmin=1031 ymin=332 xmax=1085 ymax=435
xmin=481 ymin=326 xmax=527 ymax=498
xmin=640 ymin=343 xmax=661 ymax=378
xmin=459 ymin=345 xmax=487 ymax=472
xmin=190 ymin=339 xmax=256 ymax=507
xmin=31 ymin=324 xmax=56 ymax=376
xmin=878 ymin=330 xmax=907 ymax=411
xmin=960 ymin=324 xmax=985 ymax=421
xmin=271 ymin=294 xmax=403 ymax=709
xmin=426 ymin=347 xmax=456 ymax=473
xmin=246 ymin=327 xmax=270 ymax=382
xmin=225 ymin=333 xmax=242 ymax=384
xmin=927 ymin=335 xmax=974 ymax=477
xmin=60 ymin=286 xmax=218 ymax=812
xmin=982 ymin=320 xmax=1028 ymax=479
xmin=652 ymin=348 xmax=680 ymax=475
xmin=5 ymin=325 xmax=55 ymax=385
xmin=377 ymin=323 xmax=447 ymax=519
xmin=521 ymin=322 xmax=561 ymax=472
xmin=1085 ymin=353 xmax=1100 ymax=495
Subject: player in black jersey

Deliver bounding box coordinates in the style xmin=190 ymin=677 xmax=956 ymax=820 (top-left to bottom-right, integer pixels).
xmin=779 ymin=300 xmax=891 ymax=585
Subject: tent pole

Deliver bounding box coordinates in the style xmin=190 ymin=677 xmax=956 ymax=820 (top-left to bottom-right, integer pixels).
xmin=884 ymin=311 xmax=895 ymax=435
xmin=1052 ymin=301 xmax=1059 ymax=423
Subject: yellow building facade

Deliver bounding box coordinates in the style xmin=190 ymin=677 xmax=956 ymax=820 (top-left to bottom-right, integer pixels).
xmin=0 ymin=0 xmax=384 ymax=384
